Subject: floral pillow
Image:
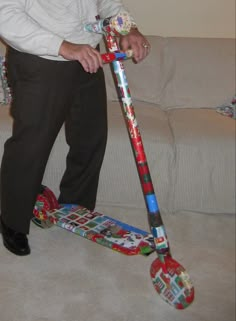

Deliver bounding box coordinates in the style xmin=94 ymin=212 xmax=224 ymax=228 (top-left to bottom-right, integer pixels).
xmin=216 ymin=95 xmax=236 ymax=119
xmin=0 ymin=55 xmax=11 ymax=105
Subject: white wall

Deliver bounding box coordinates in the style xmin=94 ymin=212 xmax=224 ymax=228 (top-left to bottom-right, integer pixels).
xmin=123 ymin=0 xmax=235 ymax=38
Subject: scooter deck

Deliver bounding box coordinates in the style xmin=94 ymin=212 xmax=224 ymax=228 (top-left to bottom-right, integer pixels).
xmin=34 ymin=203 xmax=155 ymax=256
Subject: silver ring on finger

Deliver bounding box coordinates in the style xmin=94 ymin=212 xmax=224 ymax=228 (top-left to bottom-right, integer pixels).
xmin=142 ymin=43 xmax=149 ymax=48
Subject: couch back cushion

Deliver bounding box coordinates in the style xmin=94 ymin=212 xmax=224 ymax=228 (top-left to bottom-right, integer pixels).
xmin=2 ymin=37 xmax=235 ymax=109
xmin=101 ymin=35 xmax=165 ymax=105
xmin=161 ymin=37 xmax=235 ymax=109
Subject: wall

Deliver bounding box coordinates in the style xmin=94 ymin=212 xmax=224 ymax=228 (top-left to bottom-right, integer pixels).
xmin=123 ymin=0 xmax=235 ymax=38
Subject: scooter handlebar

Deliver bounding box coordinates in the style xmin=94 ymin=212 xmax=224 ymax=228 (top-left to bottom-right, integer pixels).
xmin=101 ymin=50 xmax=133 ymax=64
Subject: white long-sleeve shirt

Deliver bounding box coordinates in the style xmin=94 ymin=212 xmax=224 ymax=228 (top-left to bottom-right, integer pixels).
xmin=0 ymin=0 xmax=133 ymax=60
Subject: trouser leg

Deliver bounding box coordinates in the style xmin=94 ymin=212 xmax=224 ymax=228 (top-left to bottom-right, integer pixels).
xmin=0 ymin=49 xmax=77 ymax=234
xmin=58 ymin=67 xmax=108 ymax=210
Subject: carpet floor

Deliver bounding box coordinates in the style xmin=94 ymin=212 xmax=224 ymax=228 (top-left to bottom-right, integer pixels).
xmin=0 ymin=206 xmax=235 ymax=321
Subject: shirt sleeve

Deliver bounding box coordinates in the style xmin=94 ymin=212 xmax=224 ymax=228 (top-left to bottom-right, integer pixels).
xmin=0 ymin=0 xmax=63 ymax=56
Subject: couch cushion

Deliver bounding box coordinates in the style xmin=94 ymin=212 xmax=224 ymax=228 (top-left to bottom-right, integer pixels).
xmin=95 ymin=100 xmax=175 ymax=212
xmin=101 ymin=36 xmax=166 ymax=105
xmin=161 ymin=38 xmax=235 ymax=109
xmin=43 ymin=101 xmax=175 ymax=213
xmin=168 ymin=108 xmax=236 ymax=214
xmin=44 ymin=101 xmax=175 ymax=213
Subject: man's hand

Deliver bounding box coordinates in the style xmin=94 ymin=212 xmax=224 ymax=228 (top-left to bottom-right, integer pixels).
xmin=59 ymin=40 xmax=103 ymax=73
xmin=119 ymin=28 xmax=151 ymax=63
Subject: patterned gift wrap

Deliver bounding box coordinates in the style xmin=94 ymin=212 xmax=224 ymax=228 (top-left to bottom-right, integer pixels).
xmin=100 ymin=16 xmax=194 ymax=308
xmin=44 ymin=205 xmax=155 ymax=256
xmin=150 ymin=257 xmax=194 ymax=309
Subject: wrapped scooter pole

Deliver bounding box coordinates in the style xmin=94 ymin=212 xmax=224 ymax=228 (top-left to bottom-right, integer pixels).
xmin=85 ymin=13 xmax=194 ymax=309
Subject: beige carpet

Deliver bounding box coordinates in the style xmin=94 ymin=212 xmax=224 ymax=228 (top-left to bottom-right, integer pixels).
xmin=0 ymin=206 xmax=235 ymax=321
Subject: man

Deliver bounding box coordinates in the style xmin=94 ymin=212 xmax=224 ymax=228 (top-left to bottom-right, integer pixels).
xmin=0 ymin=0 xmax=150 ymax=256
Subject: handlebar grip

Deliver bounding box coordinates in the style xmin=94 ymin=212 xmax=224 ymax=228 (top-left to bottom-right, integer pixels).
xmin=101 ymin=50 xmax=133 ymax=64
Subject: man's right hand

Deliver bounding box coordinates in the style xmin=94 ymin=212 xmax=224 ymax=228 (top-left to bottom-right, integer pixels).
xmin=59 ymin=40 xmax=103 ymax=73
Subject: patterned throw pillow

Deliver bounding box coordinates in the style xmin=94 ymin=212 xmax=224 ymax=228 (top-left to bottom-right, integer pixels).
xmin=216 ymin=95 xmax=236 ymax=119
xmin=0 ymin=56 xmax=12 ymax=105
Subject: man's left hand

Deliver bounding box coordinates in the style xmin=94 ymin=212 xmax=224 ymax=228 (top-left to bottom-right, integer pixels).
xmin=119 ymin=28 xmax=151 ymax=63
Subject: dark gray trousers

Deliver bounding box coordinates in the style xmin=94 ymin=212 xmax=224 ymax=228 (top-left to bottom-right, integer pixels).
xmin=0 ymin=47 xmax=107 ymax=234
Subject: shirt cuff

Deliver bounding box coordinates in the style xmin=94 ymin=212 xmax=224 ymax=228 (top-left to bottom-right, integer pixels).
xmin=46 ymin=34 xmax=64 ymax=57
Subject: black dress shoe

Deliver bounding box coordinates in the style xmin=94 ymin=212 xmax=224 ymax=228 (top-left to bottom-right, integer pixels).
xmin=0 ymin=218 xmax=31 ymax=256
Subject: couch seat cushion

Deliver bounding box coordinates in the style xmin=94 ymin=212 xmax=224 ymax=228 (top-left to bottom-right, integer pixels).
xmin=168 ymin=108 xmax=235 ymax=214
xmin=96 ymin=100 xmax=175 ymax=212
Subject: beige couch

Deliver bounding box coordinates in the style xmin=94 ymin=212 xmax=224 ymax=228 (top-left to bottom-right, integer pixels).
xmin=98 ymin=36 xmax=235 ymax=216
xmin=0 ymin=36 xmax=235 ymax=321
xmin=0 ymin=36 xmax=235 ymax=215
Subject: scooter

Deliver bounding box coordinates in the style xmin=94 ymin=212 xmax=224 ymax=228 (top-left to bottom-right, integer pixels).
xmin=34 ymin=13 xmax=194 ymax=309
